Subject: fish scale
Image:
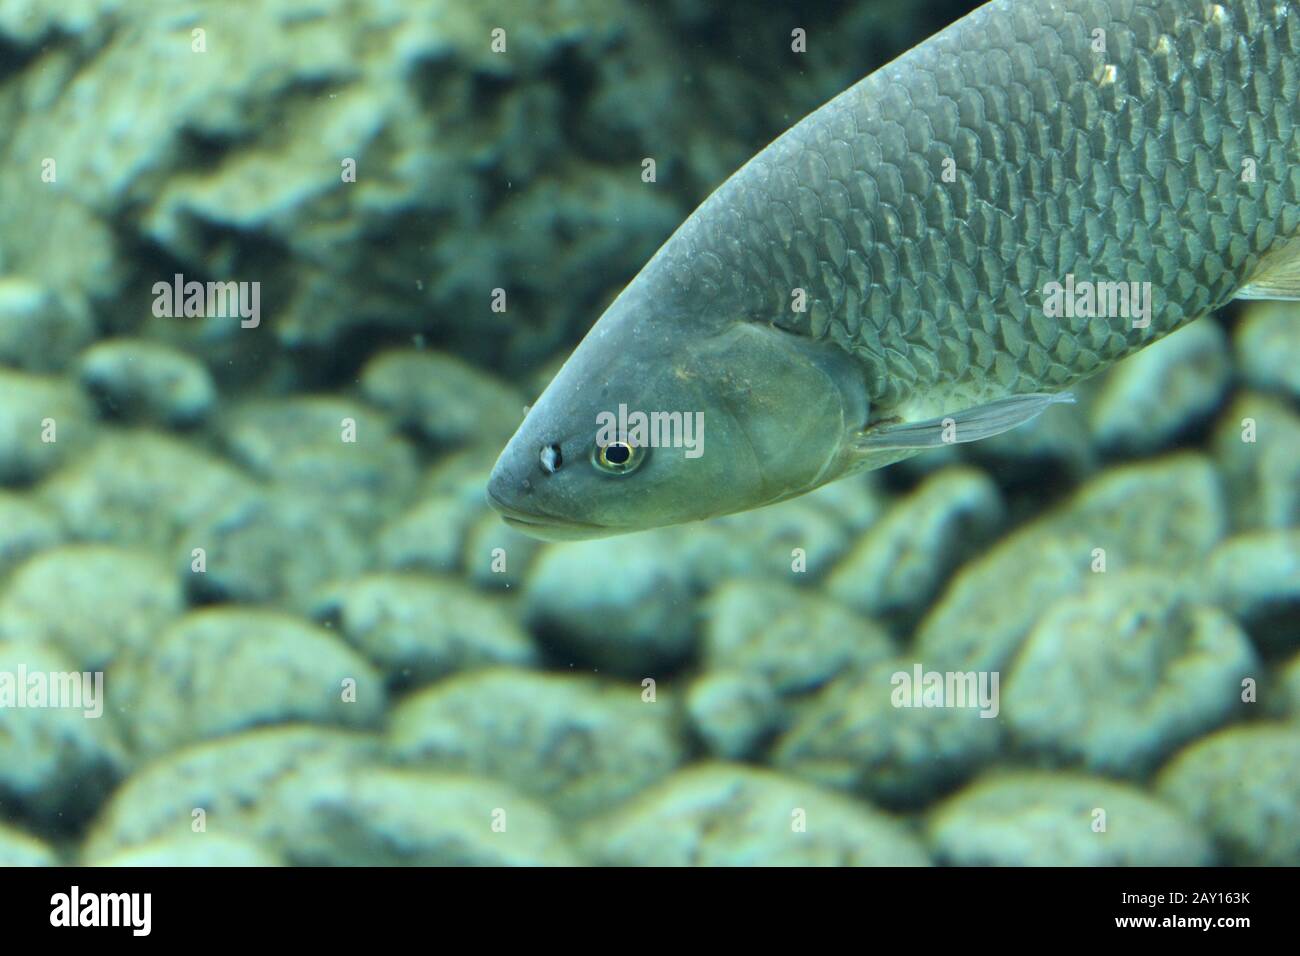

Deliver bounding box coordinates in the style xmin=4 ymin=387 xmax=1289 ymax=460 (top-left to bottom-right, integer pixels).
xmin=649 ymin=0 xmax=1300 ymax=417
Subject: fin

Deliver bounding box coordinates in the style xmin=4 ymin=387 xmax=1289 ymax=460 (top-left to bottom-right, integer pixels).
xmin=1235 ymin=241 xmax=1300 ymax=301
xmin=855 ymin=392 xmax=1076 ymax=451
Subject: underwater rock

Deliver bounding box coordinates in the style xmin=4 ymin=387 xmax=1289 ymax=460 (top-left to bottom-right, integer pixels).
xmin=0 ymin=641 xmax=125 ymax=828
xmin=460 ymin=508 xmax=545 ymax=591
xmin=0 ymin=544 xmax=182 ymax=671
xmin=489 ymin=168 xmax=685 ymax=367
xmin=310 ymin=573 xmax=536 ymax=686
xmin=1089 ymin=319 xmax=1231 ymax=455
xmin=1235 ymin=301 xmax=1300 ymax=400
xmin=286 ymin=768 xmax=580 ymax=866
xmin=376 ymin=448 xmax=500 ymax=576
xmin=702 ymin=578 xmax=894 ymax=696
xmin=0 ymin=0 xmax=663 ymax=373
xmin=523 ymin=536 xmax=696 ymax=673
xmin=1004 ymin=572 xmax=1256 ymax=776
xmin=1157 ymin=724 xmax=1300 ymax=866
xmin=772 ymin=658 xmax=1002 ymax=808
xmin=220 ymin=397 xmax=418 ymax=529
xmin=39 ymin=430 xmax=257 ymax=552
xmin=1284 ymin=655 xmax=1300 ymax=723
xmin=77 ymin=338 xmax=216 ymax=427
xmin=928 ymin=772 xmax=1213 ymax=866
xmin=915 ymin=528 xmax=1096 ymax=675
xmin=119 ymin=609 xmax=385 ymax=757
xmin=82 ymin=727 xmax=380 ymax=861
xmin=90 ymin=834 xmax=283 ymax=867
xmin=0 ymin=370 xmax=94 ymax=484
xmin=0 ymin=278 xmax=95 ymax=372
xmin=388 ymin=668 xmax=682 ymax=819
xmin=581 ymin=763 xmax=930 ymax=866
xmin=797 ymin=471 xmax=888 ymax=530
xmin=413 ymin=0 xmax=627 ymax=90
xmin=360 ymin=349 xmax=524 ymax=449
xmin=684 ymin=670 xmax=781 ymax=760
xmin=915 ymin=453 xmax=1226 ymax=673
xmin=179 ymin=488 xmax=370 ymax=610
xmin=676 ymin=476 xmax=884 ymax=587
xmin=1283 ymin=654 xmax=1300 ymax=718
xmin=1049 ymin=452 xmax=1228 ymax=570
xmin=377 ymin=495 xmax=480 ymax=576
xmin=0 ymin=0 xmax=124 ymax=49
xmin=0 ymin=822 xmax=58 ymax=866
xmin=1211 ymin=392 xmax=1300 ymax=531
xmin=0 ymin=491 xmax=61 ymax=582
xmin=826 ymin=466 xmax=1003 ymax=620
xmin=1203 ymin=530 xmax=1300 ymax=655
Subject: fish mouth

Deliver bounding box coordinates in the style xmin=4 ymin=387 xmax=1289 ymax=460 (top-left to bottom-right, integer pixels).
xmin=485 ymin=488 xmax=611 ymax=541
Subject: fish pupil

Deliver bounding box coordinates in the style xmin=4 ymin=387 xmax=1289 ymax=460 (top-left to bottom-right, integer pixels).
xmin=605 ymin=443 xmax=631 ymax=465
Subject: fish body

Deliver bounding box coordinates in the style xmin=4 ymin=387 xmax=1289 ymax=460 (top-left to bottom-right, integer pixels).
xmin=489 ymin=0 xmax=1300 ymax=539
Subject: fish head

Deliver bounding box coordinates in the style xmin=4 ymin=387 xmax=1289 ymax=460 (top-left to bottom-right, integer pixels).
xmin=487 ymin=293 xmax=871 ymax=539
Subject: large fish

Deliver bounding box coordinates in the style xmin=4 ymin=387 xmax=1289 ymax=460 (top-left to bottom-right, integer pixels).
xmin=489 ymin=0 xmax=1300 ymax=540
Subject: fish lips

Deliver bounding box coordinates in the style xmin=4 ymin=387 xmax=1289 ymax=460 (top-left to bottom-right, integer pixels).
xmin=485 ymin=486 xmax=612 ymax=540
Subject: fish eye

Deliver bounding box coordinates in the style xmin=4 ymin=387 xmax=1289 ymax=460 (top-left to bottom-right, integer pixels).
xmin=540 ymin=444 xmax=563 ymax=474
xmin=592 ymin=440 xmax=645 ymax=476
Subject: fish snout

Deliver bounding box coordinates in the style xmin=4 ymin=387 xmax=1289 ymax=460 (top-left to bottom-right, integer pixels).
xmin=486 ymin=454 xmax=530 ymax=518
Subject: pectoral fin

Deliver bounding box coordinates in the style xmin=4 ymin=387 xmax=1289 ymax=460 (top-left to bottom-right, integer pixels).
xmin=855 ymin=392 xmax=1076 ymax=451
xmin=1235 ymin=240 xmax=1300 ymax=301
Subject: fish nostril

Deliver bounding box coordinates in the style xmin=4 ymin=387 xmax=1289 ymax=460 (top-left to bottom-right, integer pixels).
xmin=540 ymin=444 xmax=563 ymax=474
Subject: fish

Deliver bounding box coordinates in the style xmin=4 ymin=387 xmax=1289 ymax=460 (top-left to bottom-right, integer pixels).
xmin=488 ymin=0 xmax=1300 ymax=540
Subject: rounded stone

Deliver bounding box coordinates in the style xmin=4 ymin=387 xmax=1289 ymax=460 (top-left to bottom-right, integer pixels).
xmin=826 ymin=466 xmax=1003 ymax=620
xmin=1004 ymin=572 xmax=1257 ymax=776
xmin=0 ymin=491 xmax=62 ymax=583
xmin=83 ymin=727 xmax=381 ymax=861
xmin=0 ymin=544 xmax=183 ymax=670
xmin=310 ymin=573 xmax=537 ymax=687
xmin=39 ymin=431 xmax=257 ymax=552
xmin=523 ymin=537 xmax=697 ymax=673
xmin=90 ymin=834 xmax=283 ymax=867
xmin=77 ymin=338 xmax=217 ymax=426
xmin=359 ymin=349 xmax=524 ymax=449
xmin=1090 ymin=319 xmax=1231 ymax=454
xmin=702 ymin=578 xmax=894 ymax=695
xmin=685 ymin=670 xmax=781 ymax=760
xmin=0 ymin=822 xmax=58 ymax=866
xmin=1235 ymin=300 xmax=1300 ymax=399
xmin=388 ymin=667 xmax=684 ymax=819
xmin=1157 ymin=724 xmax=1300 ymax=866
xmin=928 ymin=772 xmax=1213 ymax=866
xmin=120 ymin=609 xmax=386 ymax=756
xmin=772 ymin=658 xmax=1002 ymax=808
xmin=582 ymin=763 xmax=930 ymax=866
xmin=0 ymin=278 xmax=95 ymax=372
xmin=0 ymin=640 xmax=126 ymax=827
xmin=178 ymin=489 xmax=371 ymax=610
xmin=0 ymin=371 xmax=95 ymax=484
